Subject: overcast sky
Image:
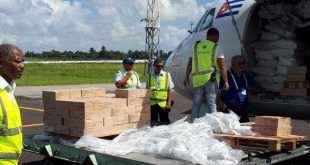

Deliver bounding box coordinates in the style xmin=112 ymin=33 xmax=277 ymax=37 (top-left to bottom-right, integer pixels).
xmin=0 ymin=0 xmax=216 ymax=52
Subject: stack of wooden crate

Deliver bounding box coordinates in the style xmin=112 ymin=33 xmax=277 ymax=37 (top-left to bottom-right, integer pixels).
xmin=281 ymin=66 xmax=310 ymax=96
xmin=43 ymin=88 xmax=151 ymax=137
xmin=253 ymin=116 xmax=292 ymax=137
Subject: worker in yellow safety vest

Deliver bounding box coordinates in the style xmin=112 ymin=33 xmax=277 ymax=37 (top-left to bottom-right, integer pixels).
xmin=115 ymin=57 xmax=141 ymax=89
xmin=149 ymin=58 xmax=174 ymax=127
xmin=0 ymin=44 xmax=25 ymax=165
xmin=184 ymin=28 xmax=229 ymax=122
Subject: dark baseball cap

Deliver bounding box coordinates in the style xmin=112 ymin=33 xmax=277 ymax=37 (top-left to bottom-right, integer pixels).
xmin=123 ymin=57 xmax=135 ymax=64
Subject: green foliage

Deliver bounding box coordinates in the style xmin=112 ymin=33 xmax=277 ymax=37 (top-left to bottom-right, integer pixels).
xmin=16 ymin=63 xmax=147 ymax=86
xmin=25 ymin=46 xmax=172 ymax=60
xmin=25 ymin=46 xmax=170 ymax=61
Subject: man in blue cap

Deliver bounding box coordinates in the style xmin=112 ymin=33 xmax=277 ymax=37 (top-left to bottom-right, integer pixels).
xmin=115 ymin=57 xmax=141 ymax=89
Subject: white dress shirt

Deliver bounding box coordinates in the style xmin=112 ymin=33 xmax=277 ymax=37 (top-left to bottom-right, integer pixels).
xmin=115 ymin=69 xmax=141 ymax=89
xmin=0 ymin=76 xmax=16 ymax=101
xmin=152 ymin=70 xmax=174 ymax=90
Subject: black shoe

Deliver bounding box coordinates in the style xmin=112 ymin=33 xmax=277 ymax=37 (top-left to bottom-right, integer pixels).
xmin=150 ymin=121 xmax=159 ymax=127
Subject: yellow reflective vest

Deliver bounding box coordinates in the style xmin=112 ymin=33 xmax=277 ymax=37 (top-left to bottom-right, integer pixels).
xmin=0 ymin=89 xmax=23 ymax=165
xmin=192 ymin=40 xmax=220 ymax=88
xmin=149 ymin=71 xmax=169 ymax=108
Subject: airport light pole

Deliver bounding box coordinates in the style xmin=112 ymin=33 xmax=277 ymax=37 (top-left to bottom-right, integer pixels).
xmin=142 ymin=0 xmax=160 ymax=88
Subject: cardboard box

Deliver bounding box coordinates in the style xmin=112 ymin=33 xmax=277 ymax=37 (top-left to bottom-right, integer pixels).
xmin=103 ymin=115 xmax=129 ymax=126
xmin=54 ymin=125 xmax=70 ymax=135
xmin=115 ymin=89 xmax=152 ymax=98
xmin=42 ymin=89 xmax=82 ymax=101
xmin=129 ymin=112 xmax=150 ymax=123
xmin=253 ymin=125 xmax=292 ymax=137
xmin=111 ymin=107 xmax=128 ymax=116
xmin=280 ymin=88 xmax=309 ymax=96
xmin=135 ymin=105 xmax=151 ymax=113
xmin=42 ymin=88 xmax=149 ymax=137
xmin=70 ymin=123 xmax=137 ymax=137
xmin=101 ymin=97 xmax=127 ymax=108
xmin=283 ymin=81 xmax=310 ymax=89
xmin=127 ymin=98 xmax=150 ymax=106
xmin=287 ymin=74 xmax=310 ymax=81
xmin=43 ymin=116 xmax=58 ymax=126
xmin=287 ymin=66 xmax=308 ymax=75
xmin=254 ymin=116 xmax=291 ymax=127
xmin=81 ymin=88 xmax=106 ymax=98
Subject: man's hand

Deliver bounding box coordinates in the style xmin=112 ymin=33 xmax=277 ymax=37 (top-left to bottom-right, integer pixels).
xmin=126 ymin=70 xmax=133 ymax=77
xmin=183 ymin=77 xmax=190 ymax=87
xmin=166 ymin=103 xmax=171 ymax=110
xmin=223 ymin=82 xmax=229 ymax=91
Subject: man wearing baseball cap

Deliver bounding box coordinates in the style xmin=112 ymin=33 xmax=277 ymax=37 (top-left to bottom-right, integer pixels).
xmin=115 ymin=57 xmax=141 ymax=89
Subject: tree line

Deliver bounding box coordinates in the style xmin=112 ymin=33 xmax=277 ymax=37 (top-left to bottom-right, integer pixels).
xmin=25 ymin=46 xmax=170 ymax=60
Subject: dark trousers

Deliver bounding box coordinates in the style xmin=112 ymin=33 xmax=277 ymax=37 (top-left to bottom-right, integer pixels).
xmin=228 ymin=103 xmax=250 ymax=123
xmin=150 ymin=104 xmax=171 ymax=127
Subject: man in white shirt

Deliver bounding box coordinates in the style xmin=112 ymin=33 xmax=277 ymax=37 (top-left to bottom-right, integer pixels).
xmin=115 ymin=57 xmax=141 ymax=89
xmin=0 ymin=44 xmax=25 ymax=165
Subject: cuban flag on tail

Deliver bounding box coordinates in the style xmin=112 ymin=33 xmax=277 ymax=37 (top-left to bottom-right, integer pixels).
xmin=216 ymin=0 xmax=245 ymax=19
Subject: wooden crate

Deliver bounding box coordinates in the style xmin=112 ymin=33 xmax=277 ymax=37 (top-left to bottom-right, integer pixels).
xmin=281 ymin=88 xmax=309 ymax=96
xmin=214 ymin=133 xmax=309 ymax=152
xmin=283 ymin=81 xmax=310 ymax=89
xmin=253 ymin=125 xmax=292 ymax=137
xmin=287 ymin=74 xmax=310 ymax=81
xmin=287 ymin=66 xmax=308 ymax=75
xmin=254 ymin=116 xmax=291 ymax=127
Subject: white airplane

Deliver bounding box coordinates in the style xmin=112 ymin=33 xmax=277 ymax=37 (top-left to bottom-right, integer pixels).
xmin=165 ymin=0 xmax=310 ymax=120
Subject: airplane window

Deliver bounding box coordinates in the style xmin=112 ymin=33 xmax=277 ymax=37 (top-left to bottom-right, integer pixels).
xmin=170 ymin=43 xmax=183 ymax=66
xmin=193 ymin=9 xmax=210 ymax=33
xmin=199 ymin=8 xmax=215 ymax=32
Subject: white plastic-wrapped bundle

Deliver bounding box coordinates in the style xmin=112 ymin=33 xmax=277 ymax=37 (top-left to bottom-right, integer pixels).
xmin=252 ymin=67 xmax=276 ymax=76
xmin=265 ymin=24 xmax=296 ymax=38
xmin=74 ymin=114 xmax=246 ymax=165
xmin=278 ymin=57 xmax=297 ymax=66
xmin=273 ymin=39 xmax=298 ymax=50
xmin=255 ymin=49 xmax=276 ymax=60
xmin=251 ymin=41 xmax=275 ymax=50
xmin=261 ymin=83 xmax=283 ymax=92
xmin=268 ymin=48 xmax=295 ymax=58
xmin=257 ymin=5 xmax=274 ymax=19
xmin=260 ymin=31 xmax=282 ymax=41
xmin=273 ymin=75 xmax=287 ymax=84
xmin=296 ymin=0 xmax=310 ymax=19
xmin=256 ymin=59 xmax=277 ymax=69
xmin=255 ymin=76 xmax=274 ymax=84
xmin=276 ymin=65 xmax=288 ymax=76
xmin=194 ymin=112 xmax=254 ymax=136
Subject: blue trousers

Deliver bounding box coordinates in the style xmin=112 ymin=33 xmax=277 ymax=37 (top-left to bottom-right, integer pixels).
xmin=191 ymin=81 xmax=217 ymax=121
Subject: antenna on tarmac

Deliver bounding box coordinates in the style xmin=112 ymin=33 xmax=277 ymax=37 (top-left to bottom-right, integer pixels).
xmin=141 ymin=0 xmax=160 ymax=88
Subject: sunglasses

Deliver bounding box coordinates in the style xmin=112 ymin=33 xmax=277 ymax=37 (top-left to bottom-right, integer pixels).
xmin=156 ymin=65 xmax=164 ymax=68
xmin=238 ymin=61 xmax=246 ymax=66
